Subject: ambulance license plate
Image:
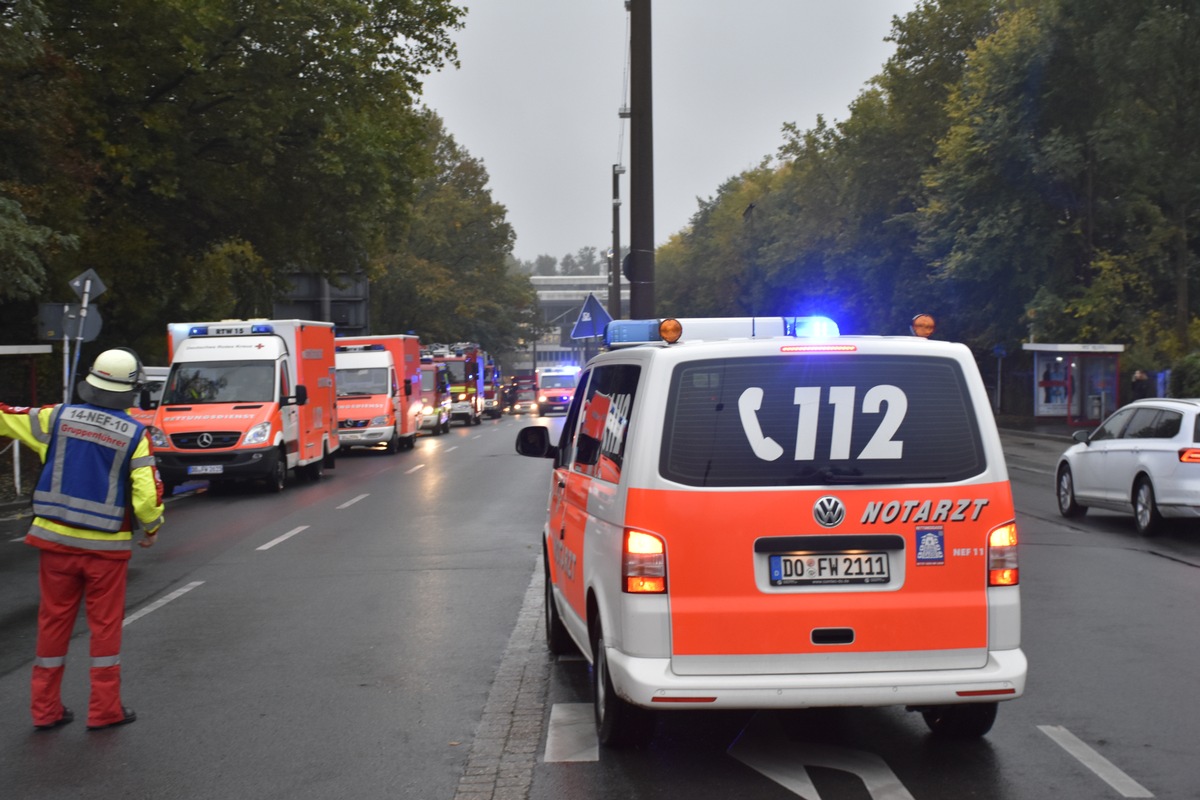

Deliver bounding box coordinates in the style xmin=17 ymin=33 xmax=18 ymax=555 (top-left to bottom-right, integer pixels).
xmin=769 ymin=552 xmax=890 ymax=586
xmin=187 ymin=465 xmax=224 ymax=475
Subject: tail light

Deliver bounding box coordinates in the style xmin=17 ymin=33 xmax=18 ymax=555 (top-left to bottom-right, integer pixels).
xmin=623 ymin=529 xmax=666 ymax=593
xmin=988 ymin=522 xmax=1019 ymax=586
xmin=1179 ymin=448 xmax=1200 ymax=463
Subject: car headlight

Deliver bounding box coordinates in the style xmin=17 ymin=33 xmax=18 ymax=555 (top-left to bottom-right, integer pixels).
xmin=423 ymin=405 xmax=434 ymax=414
xmin=458 ymin=392 xmax=468 ymax=401
xmin=370 ymin=415 xmax=388 ymax=426
xmin=243 ymin=421 xmax=272 ymax=446
xmin=149 ymin=426 xmax=169 ymax=449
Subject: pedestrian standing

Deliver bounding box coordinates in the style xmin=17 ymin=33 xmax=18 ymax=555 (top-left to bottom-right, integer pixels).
xmin=1130 ymin=369 xmax=1153 ymax=401
xmin=0 ymin=348 xmax=164 ymax=731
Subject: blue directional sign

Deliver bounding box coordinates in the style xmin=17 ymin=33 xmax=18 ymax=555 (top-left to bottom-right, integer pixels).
xmin=570 ymin=293 xmax=614 ymax=340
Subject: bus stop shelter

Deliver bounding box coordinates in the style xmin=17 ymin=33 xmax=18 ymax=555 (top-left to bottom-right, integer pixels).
xmin=1023 ymin=343 xmax=1124 ymax=427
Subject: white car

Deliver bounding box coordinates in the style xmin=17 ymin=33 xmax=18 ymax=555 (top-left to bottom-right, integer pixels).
xmin=1056 ymin=398 xmax=1200 ymax=536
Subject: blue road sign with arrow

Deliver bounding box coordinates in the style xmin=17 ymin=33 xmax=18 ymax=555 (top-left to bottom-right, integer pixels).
xmin=571 ymin=293 xmax=613 ymax=339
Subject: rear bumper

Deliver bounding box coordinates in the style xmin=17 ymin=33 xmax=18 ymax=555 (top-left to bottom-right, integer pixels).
xmin=606 ymin=647 xmax=1027 ymax=710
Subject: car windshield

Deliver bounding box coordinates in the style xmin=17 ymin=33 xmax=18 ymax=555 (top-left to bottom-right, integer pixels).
xmin=162 ymin=361 xmax=275 ymax=404
xmin=337 ymin=368 xmax=389 ymax=396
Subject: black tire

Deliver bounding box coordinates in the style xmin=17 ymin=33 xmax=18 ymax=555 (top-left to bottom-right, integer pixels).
xmin=162 ymin=481 xmax=178 ymax=497
xmin=921 ymin=702 xmax=998 ymax=739
xmin=302 ymin=452 xmax=325 ymax=482
xmin=433 ymin=420 xmax=443 ymax=436
xmin=472 ymin=412 xmax=481 ymax=425
xmin=441 ymin=419 xmax=450 ymax=434
xmin=591 ymin=623 xmax=653 ymax=747
xmin=267 ymin=451 xmax=287 ymax=493
xmin=544 ymin=566 xmax=575 ymax=656
xmin=1134 ymin=477 xmax=1164 ymax=537
xmin=385 ymin=432 xmax=399 ymax=454
xmin=1056 ymin=465 xmax=1087 ymax=518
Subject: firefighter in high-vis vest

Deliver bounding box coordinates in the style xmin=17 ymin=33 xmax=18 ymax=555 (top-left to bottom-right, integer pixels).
xmin=0 ymin=347 xmax=164 ymax=731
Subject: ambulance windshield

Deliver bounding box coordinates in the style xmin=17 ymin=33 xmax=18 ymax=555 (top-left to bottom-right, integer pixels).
xmin=660 ymin=355 xmax=986 ymax=487
xmin=337 ymin=368 xmax=389 ymax=397
xmin=162 ymin=361 xmax=275 ymax=405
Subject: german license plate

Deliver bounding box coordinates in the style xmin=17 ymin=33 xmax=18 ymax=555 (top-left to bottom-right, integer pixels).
xmin=769 ymin=552 xmax=890 ymax=586
xmin=187 ymin=465 xmax=224 ymax=475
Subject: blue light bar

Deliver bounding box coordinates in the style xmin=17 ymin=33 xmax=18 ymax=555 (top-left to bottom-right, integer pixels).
xmin=786 ymin=316 xmax=840 ymax=338
xmin=189 ymin=326 xmax=209 ymax=336
xmin=250 ymin=324 xmax=274 ymax=334
xmin=605 ymin=319 xmax=661 ymax=347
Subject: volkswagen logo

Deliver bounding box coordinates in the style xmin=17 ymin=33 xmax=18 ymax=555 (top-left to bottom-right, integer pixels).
xmin=197 ymin=432 xmax=214 ymax=448
xmin=813 ymin=496 xmax=846 ymax=528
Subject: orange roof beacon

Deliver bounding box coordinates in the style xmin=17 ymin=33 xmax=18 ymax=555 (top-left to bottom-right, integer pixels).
xmin=516 ymin=315 xmax=1025 ymax=746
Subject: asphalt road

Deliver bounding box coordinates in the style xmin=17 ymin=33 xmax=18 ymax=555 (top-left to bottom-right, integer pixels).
xmin=0 ymin=425 xmax=1197 ymax=800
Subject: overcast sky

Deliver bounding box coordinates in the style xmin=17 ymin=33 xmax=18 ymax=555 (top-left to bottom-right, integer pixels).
xmin=419 ymin=1 xmax=919 ymax=266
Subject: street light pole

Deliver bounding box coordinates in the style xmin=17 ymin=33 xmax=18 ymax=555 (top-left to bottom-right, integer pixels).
xmin=628 ymin=0 xmax=654 ymax=318
xmin=609 ymin=164 xmax=624 ymax=320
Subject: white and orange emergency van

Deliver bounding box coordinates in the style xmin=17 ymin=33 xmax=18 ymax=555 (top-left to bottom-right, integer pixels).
xmin=535 ymin=365 xmax=580 ymax=416
xmin=150 ymin=319 xmax=339 ymax=493
xmin=516 ymin=316 xmax=1025 ymax=746
xmin=334 ymin=335 xmax=422 ymax=453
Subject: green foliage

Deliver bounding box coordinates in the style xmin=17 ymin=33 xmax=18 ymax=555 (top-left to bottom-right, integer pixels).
xmin=655 ymin=0 xmax=1200 ymax=365
xmin=1169 ymin=352 xmax=1200 ymax=398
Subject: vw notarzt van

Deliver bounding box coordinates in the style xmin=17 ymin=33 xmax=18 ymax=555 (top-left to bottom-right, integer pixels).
xmin=516 ymin=316 xmax=1025 ymax=745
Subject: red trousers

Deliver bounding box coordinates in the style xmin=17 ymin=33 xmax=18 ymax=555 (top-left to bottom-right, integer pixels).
xmin=32 ymin=551 xmax=128 ymax=728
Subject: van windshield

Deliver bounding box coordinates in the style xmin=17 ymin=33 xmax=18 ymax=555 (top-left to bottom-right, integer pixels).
xmin=541 ymin=374 xmax=576 ymax=389
xmin=162 ymin=361 xmax=275 ymax=404
xmin=661 ymin=355 xmax=985 ymax=487
xmin=337 ymin=368 xmax=389 ymax=397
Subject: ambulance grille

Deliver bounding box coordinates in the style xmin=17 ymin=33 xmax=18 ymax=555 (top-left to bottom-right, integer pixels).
xmin=170 ymin=431 xmax=242 ymax=449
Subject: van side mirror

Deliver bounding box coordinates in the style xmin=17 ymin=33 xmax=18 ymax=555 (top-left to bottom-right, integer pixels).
xmin=515 ymin=426 xmax=556 ymax=459
xmin=289 ymin=384 xmax=308 ymax=406
xmin=137 ymin=390 xmax=158 ymax=411
xmin=404 ymin=378 xmax=413 ymax=397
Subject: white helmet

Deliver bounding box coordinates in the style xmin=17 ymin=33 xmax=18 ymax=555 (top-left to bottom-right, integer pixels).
xmin=86 ymin=348 xmax=142 ymax=392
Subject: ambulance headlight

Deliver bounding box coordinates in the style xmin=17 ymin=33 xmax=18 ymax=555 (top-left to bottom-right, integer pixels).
xmin=422 ymin=404 xmax=434 ymax=414
xmin=458 ymin=392 xmax=468 ymax=401
xmin=148 ymin=426 xmax=169 ymax=449
xmin=244 ymin=421 xmax=272 ymax=446
xmin=370 ymin=415 xmax=387 ymax=426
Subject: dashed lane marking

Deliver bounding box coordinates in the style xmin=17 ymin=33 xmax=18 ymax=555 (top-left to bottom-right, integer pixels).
xmin=405 ymin=464 xmax=425 ymax=474
xmin=123 ymin=581 xmax=204 ymax=627
xmin=257 ymin=525 xmax=310 ymax=551
xmin=1038 ymin=725 xmax=1154 ymax=798
xmin=336 ymin=493 xmax=369 ymax=510
xmin=544 ymin=703 xmax=598 ymax=762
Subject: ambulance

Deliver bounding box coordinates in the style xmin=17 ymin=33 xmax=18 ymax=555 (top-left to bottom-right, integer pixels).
xmin=535 ymin=365 xmax=580 ymax=416
xmin=150 ymin=319 xmax=339 ymax=493
xmin=419 ymin=362 xmax=452 ymax=434
xmin=334 ymin=335 xmax=423 ymax=453
xmin=516 ymin=316 xmax=1025 ymax=746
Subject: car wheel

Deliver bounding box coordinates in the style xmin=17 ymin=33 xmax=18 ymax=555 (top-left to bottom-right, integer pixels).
xmin=385 ymin=432 xmax=399 ymax=454
xmin=544 ymin=564 xmax=576 ymax=657
xmin=1056 ymin=465 xmax=1087 ymax=518
xmin=591 ymin=623 xmax=653 ymax=747
xmin=472 ymin=412 xmax=481 ymax=425
xmin=921 ymin=702 xmax=997 ymax=739
xmin=442 ymin=419 xmax=450 ymax=434
xmin=303 ymin=448 xmax=325 ymax=481
xmin=267 ymin=450 xmax=287 ymax=493
xmin=1134 ymin=477 xmax=1164 ymax=537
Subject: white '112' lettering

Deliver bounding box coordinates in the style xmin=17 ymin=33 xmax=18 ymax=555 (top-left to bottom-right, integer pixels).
xmin=738 ymin=385 xmax=907 ymax=462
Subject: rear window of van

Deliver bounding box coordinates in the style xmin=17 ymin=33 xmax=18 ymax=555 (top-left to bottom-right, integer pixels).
xmin=660 ymin=355 xmax=985 ymax=487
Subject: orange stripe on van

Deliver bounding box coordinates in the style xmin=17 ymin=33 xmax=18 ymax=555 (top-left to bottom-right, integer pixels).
xmin=626 ymin=481 xmax=1014 ymax=657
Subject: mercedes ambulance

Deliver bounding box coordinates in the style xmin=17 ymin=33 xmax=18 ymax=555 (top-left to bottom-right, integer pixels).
xmin=516 ymin=316 xmax=1025 ymax=746
xmin=334 ymin=335 xmax=423 ymax=453
xmin=151 ymin=319 xmax=339 ymax=493
xmin=535 ymin=365 xmax=580 ymax=416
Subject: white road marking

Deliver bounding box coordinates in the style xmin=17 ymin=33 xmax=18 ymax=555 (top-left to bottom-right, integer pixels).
xmin=257 ymin=525 xmax=310 ymax=551
xmin=543 ymin=703 xmax=599 ymax=762
xmin=472 ymin=435 xmax=482 ymax=440
xmin=729 ymin=713 xmax=915 ymax=799
xmin=446 ymin=446 xmax=458 ymax=453
xmin=123 ymin=581 xmax=204 ymax=627
xmin=405 ymin=464 xmax=426 ymax=474
xmin=1038 ymin=725 xmax=1154 ymax=798
xmin=336 ymin=493 xmax=369 ymax=509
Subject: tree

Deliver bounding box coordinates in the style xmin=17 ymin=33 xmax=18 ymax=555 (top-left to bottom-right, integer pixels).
xmin=371 ymin=112 xmax=539 ymax=355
